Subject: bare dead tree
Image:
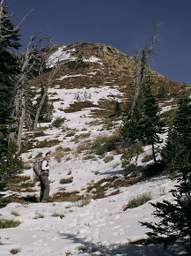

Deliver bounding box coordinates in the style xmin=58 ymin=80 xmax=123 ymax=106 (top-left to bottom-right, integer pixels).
xmin=13 ymin=36 xmax=51 ymax=153
xmin=130 ymin=32 xmax=158 ymax=116
xmin=12 ymin=37 xmax=35 ymax=153
xmin=33 ymin=59 xmax=61 ymax=130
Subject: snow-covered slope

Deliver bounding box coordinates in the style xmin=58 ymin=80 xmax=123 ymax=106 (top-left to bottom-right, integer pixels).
xmin=0 ymin=178 xmax=176 ymax=256
xmin=0 ymin=43 xmax=182 ymax=256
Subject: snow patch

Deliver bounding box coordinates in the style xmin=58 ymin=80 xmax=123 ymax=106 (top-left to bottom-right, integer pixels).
xmin=47 ymin=46 xmax=76 ymax=68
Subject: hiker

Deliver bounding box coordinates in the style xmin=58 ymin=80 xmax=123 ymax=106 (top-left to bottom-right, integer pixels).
xmin=33 ymin=152 xmax=51 ymax=202
xmin=39 ymin=152 xmax=51 ymax=202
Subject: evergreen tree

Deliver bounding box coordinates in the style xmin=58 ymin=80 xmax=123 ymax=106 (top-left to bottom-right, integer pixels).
xmin=121 ymin=97 xmax=144 ymax=170
xmin=142 ymin=170 xmax=191 ymax=254
xmin=0 ymin=4 xmax=21 ymax=186
xmin=140 ymin=78 xmax=164 ymax=164
xmin=142 ymin=90 xmax=191 ymax=254
xmin=158 ymin=84 xmax=166 ymax=99
xmin=162 ymin=91 xmax=191 ymax=172
xmin=121 ymin=76 xmax=163 ymax=169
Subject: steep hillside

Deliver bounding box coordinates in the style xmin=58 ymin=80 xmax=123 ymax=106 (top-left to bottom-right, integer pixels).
xmin=32 ymin=42 xmax=183 ymax=94
xmin=30 ymin=42 xmax=185 ymax=132
xmin=0 ymin=42 xmax=186 ymax=256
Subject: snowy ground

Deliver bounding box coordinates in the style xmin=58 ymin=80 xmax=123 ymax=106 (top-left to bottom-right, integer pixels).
xmin=0 ymin=84 xmax=179 ymax=255
xmin=0 ymin=178 xmax=177 ymax=256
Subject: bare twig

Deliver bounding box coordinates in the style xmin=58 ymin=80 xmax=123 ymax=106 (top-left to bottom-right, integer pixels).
xmin=14 ymin=9 xmax=34 ymax=31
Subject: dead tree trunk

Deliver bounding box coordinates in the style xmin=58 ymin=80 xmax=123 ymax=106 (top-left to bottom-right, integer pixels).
xmin=130 ymin=33 xmax=157 ymax=116
xmin=130 ymin=49 xmax=147 ymax=115
xmin=33 ymin=63 xmax=60 ymax=130
xmin=33 ymin=86 xmax=48 ymax=129
xmin=17 ymin=94 xmax=25 ymax=153
xmin=12 ymin=39 xmax=34 ymax=153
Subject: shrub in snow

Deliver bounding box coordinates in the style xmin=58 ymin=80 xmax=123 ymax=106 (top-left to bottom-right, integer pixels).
xmin=142 ymin=154 xmax=153 ymax=163
xmin=123 ymin=192 xmax=151 ymax=210
xmin=36 ymin=139 xmax=59 ymax=148
xmin=10 ymin=248 xmax=21 ymax=254
xmin=91 ymin=132 xmax=121 ymax=156
xmin=34 ymin=213 xmax=44 ymax=219
xmin=60 ymin=176 xmax=73 ymax=184
xmin=54 ymin=150 xmax=65 ymax=163
xmin=11 ymin=210 xmax=20 ymax=217
xmin=52 ymin=117 xmax=66 ymax=128
xmin=51 ymin=212 xmax=65 ymax=219
xmin=0 ymin=219 xmax=21 ymax=229
xmin=103 ymin=155 xmax=114 ymax=163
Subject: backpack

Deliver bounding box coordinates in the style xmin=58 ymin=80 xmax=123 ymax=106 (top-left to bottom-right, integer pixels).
xmin=33 ymin=160 xmax=42 ymax=177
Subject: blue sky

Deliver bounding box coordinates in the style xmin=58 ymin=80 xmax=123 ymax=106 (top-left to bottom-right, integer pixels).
xmin=6 ymin=0 xmax=191 ymax=83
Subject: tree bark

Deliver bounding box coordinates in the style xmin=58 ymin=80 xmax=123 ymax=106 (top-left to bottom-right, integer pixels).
xmin=16 ymin=94 xmax=25 ymax=154
xmin=33 ymin=63 xmax=60 ymax=130
xmin=33 ymin=87 xmax=47 ymax=129
xmin=152 ymin=143 xmax=158 ymax=165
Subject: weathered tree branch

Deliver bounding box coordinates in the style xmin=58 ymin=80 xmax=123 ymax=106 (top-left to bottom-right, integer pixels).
xmin=130 ymin=32 xmax=158 ymax=116
xmin=33 ymin=59 xmax=61 ymax=130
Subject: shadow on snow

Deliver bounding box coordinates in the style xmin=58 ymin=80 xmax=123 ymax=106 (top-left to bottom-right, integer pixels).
xmin=59 ymin=232 xmax=186 ymax=256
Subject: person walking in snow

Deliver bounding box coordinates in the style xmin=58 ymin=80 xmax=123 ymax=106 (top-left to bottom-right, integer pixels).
xmin=39 ymin=152 xmax=51 ymax=202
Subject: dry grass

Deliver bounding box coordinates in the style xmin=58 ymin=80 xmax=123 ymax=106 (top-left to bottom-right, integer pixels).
xmin=52 ymin=191 xmax=84 ymax=202
xmin=34 ymin=213 xmax=45 ymax=219
xmin=51 ymin=212 xmax=65 ymax=218
xmin=35 ymin=139 xmax=60 ymax=148
xmin=21 ymin=139 xmax=36 ymax=153
xmin=65 ymin=130 xmax=76 ymax=137
xmin=89 ymin=99 xmax=124 ymax=131
xmin=52 ymin=117 xmax=66 ymax=128
xmin=123 ymin=192 xmax=152 ymax=210
xmin=33 ymin=131 xmax=47 ymax=137
xmin=103 ymin=155 xmax=114 ymax=163
xmin=54 ymin=146 xmax=71 ymax=162
xmin=82 ymin=154 xmax=97 ymax=161
xmin=76 ymin=195 xmax=92 ymax=207
xmin=142 ymin=154 xmax=153 ymax=163
xmin=0 ymin=219 xmax=21 ymax=229
xmin=64 ymin=101 xmax=96 ymax=113
xmin=60 ymin=176 xmax=73 ymax=184
xmin=86 ymin=174 xmax=143 ymax=200
xmin=76 ymin=140 xmax=92 ymax=154
xmin=72 ymin=132 xmax=91 ymax=143
xmin=11 ymin=210 xmax=20 ymax=217
xmin=90 ymin=131 xmax=122 ymax=156
xmin=75 ymin=130 xmax=122 ymax=157
xmin=54 ymin=150 xmax=66 ymax=162
xmin=7 ymin=176 xmax=36 ymax=193
xmin=10 ymin=248 xmax=21 ymax=255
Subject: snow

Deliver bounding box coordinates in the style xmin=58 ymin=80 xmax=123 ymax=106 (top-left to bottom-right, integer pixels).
xmin=83 ymin=56 xmax=103 ymax=65
xmin=0 ymin=84 xmax=179 ymax=255
xmin=47 ymin=46 xmax=103 ymax=68
xmin=49 ymin=86 xmax=123 ymax=109
xmin=160 ymin=105 xmax=176 ymax=114
xmin=57 ymin=74 xmax=88 ymax=80
xmin=47 ymin=46 xmax=76 ymax=68
xmin=57 ymin=71 xmax=98 ymax=81
xmin=0 ymin=178 xmax=176 ymax=256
